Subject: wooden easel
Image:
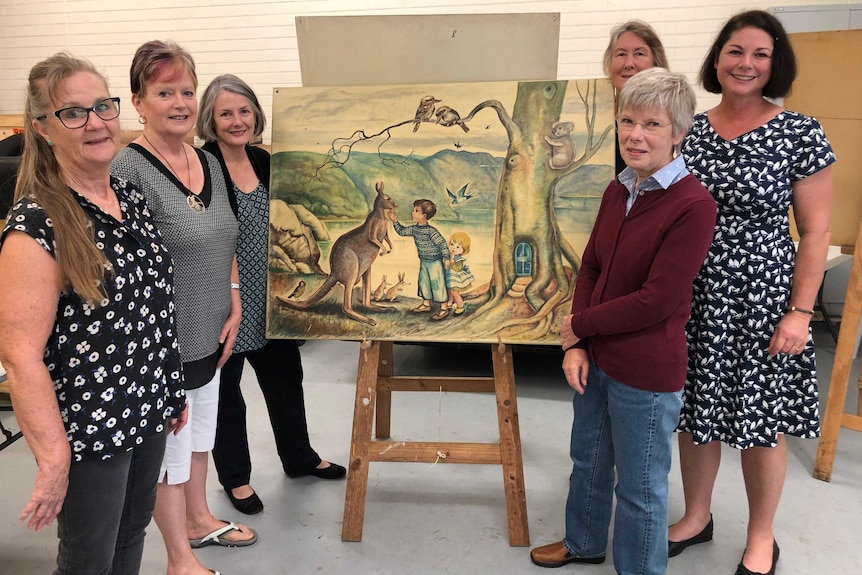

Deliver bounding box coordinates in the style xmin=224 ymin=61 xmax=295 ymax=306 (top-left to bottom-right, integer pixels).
xmin=341 ymin=340 xmax=529 ymax=546
xmin=813 ymin=222 xmax=862 ymax=481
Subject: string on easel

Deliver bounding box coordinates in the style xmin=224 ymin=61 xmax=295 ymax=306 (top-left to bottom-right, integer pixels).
xmin=431 ymin=385 xmax=447 ymax=467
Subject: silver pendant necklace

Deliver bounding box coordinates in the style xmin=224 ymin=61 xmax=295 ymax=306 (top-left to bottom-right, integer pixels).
xmin=142 ymin=134 xmax=204 ymax=213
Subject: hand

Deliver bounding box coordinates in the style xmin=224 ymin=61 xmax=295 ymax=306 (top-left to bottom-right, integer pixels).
xmin=562 ymin=348 xmax=589 ymax=394
xmin=443 ymin=259 xmax=450 ymax=270
xmin=217 ymin=297 xmax=241 ymax=368
xmin=560 ymin=314 xmax=580 ymax=351
xmin=167 ymin=403 xmax=189 ymax=435
xmin=387 ymin=210 xmax=398 ymax=222
xmin=767 ymin=311 xmax=811 ymax=358
xmin=20 ymin=462 xmax=69 ymax=532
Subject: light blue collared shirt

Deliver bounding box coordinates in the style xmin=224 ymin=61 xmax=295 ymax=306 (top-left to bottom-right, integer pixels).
xmin=618 ymin=155 xmax=689 ymax=215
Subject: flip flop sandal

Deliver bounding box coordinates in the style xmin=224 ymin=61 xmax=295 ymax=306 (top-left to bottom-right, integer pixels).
xmin=190 ymin=521 xmax=258 ymax=548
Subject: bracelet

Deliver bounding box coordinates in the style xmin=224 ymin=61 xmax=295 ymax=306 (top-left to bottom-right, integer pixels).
xmin=230 ymin=282 xmax=240 ymax=290
xmin=788 ymin=306 xmax=815 ymax=316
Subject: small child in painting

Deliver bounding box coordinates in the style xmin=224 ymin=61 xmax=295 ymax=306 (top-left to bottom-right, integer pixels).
xmin=446 ymin=231 xmax=474 ymax=316
xmin=389 ymin=199 xmax=451 ymax=320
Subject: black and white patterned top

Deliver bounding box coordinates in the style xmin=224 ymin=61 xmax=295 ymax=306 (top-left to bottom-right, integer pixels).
xmin=112 ymin=146 xmax=238 ymax=372
xmin=233 ymin=181 xmax=268 ymax=353
xmin=678 ymin=110 xmax=836 ymax=449
xmin=0 ymin=178 xmax=185 ymax=461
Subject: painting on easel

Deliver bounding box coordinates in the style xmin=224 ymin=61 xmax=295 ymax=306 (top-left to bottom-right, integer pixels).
xmin=266 ymin=79 xmax=615 ymax=344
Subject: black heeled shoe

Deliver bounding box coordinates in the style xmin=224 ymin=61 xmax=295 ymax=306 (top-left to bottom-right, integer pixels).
xmin=668 ymin=515 xmax=714 ymax=557
xmin=735 ymin=540 xmax=779 ymax=575
xmin=225 ymin=488 xmax=264 ymax=515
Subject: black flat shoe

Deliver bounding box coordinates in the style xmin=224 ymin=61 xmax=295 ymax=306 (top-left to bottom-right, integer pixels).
xmin=735 ymin=540 xmax=779 ymax=575
xmin=309 ymin=462 xmax=347 ymax=480
xmin=288 ymin=462 xmax=348 ymax=480
xmin=225 ymin=488 xmax=264 ymax=515
xmin=668 ymin=515 xmax=714 ymax=558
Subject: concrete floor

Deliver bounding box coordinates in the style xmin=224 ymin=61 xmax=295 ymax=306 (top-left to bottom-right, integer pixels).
xmin=1 ymin=327 xmax=861 ymax=574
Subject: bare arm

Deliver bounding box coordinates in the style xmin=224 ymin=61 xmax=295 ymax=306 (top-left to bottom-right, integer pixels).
xmin=218 ymin=255 xmax=242 ymax=368
xmin=768 ymin=167 xmax=833 ymax=356
xmin=0 ymin=231 xmax=68 ymax=532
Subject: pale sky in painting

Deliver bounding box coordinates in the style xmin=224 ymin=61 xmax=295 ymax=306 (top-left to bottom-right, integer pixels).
xmin=271 ymin=80 xmax=615 ymax=160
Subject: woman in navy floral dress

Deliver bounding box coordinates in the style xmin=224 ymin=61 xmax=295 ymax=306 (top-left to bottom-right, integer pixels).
xmin=668 ymin=11 xmax=835 ymax=575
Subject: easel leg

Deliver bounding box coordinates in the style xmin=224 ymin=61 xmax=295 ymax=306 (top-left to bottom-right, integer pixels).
xmin=814 ymin=229 xmax=862 ymax=481
xmin=342 ymin=341 xmax=381 ymax=541
xmin=492 ymin=345 xmax=530 ymax=546
xmin=375 ymin=341 xmax=393 ymax=439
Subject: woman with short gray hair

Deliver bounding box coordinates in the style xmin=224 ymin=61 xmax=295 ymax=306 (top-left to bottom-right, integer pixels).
xmin=530 ymin=68 xmax=716 ymax=575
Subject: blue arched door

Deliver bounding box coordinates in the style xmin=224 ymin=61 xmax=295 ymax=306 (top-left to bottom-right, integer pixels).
xmin=515 ymin=242 xmax=533 ymax=277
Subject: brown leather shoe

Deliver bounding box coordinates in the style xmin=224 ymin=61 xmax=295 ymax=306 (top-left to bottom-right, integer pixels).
xmin=530 ymin=541 xmax=606 ymax=568
xmin=430 ymin=308 xmax=450 ymax=320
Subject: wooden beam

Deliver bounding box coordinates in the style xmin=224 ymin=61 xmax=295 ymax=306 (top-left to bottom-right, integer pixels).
xmin=369 ymin=441 xmax=502 ymax=463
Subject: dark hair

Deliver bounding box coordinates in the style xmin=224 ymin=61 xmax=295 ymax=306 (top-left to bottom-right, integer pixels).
xmin=197 ymin=74 xmax=266 ymax=143
xmin=413 ymin=198 xmax=436 ymax=220
xmin=699 ymin=10 xmax=796 ymax=98
xmin=130 ymin=40 xmax=197 ymax=97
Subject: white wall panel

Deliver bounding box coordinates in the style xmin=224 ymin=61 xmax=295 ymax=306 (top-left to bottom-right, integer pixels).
xmin=0 ymin=0 xmax=850 ymax=142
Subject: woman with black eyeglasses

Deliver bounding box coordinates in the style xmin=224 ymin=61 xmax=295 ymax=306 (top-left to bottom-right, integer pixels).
xmin=0 ymin=52 xmax=185 ymax=574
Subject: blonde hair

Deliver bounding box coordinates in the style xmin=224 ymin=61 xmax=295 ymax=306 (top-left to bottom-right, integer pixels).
xmin=449 ymin=231 xmax=471 ymax=255
xmin=16 ymin=52 xmax=111 ymax=305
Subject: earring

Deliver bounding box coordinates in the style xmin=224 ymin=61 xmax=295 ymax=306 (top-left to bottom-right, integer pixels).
xmin=138 ymin=116 xmax=147 ymax=125
xmin=47 ymin=140 xmax=53 ymax=147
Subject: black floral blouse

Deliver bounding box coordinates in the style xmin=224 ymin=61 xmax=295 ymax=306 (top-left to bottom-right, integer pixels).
xmin=1 ymin=177 xmax=184 ymax=461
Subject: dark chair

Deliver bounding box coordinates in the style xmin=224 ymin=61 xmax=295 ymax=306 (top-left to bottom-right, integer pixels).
xmin=0 ymin=156 xmax=20 ymax=219
xmin=0 ymin=133 xmax=24 ymax=157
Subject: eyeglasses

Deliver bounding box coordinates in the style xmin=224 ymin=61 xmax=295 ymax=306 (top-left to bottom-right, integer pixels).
xmin=616 ymin=117 xmax=671 ymax=134
xmin=37 ymin=97 xmax=121 ymax=129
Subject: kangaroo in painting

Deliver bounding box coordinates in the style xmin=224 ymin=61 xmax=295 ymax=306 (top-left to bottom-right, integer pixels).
xmin=276 ymin=181 xmax=397 ymax=326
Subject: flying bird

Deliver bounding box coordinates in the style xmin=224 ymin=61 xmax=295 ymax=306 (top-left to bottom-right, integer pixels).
xmin=453 ymin=141 xmax=463 ymax=149
xmin=286 ymin=280 xmax=307 ymax=299
xmin=446 ymin=182 xmax=477 ymax=205
xmin=435 ymin=106 xmax=469 ymax=133
xmin=413 ymin=96 xmax=441 ymax=132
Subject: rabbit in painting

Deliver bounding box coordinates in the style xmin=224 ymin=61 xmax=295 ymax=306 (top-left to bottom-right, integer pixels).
xmin=371 ymin=275 xmax=389 ymax=302
xmin=384 ymin=272 xmax=410 ymax=302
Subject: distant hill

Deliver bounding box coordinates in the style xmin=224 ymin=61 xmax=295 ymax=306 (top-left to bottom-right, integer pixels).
xmin=271 ymin=149 xmax=612 ymax=220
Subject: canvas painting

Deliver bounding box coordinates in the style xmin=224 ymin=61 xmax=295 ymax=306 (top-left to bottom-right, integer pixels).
xmin=266 ymin=79 xmax=615 ymax=345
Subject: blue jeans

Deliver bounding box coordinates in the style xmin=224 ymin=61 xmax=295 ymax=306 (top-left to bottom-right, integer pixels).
xmin=563 ymin=363 xmax=682 ymax=575
xmin=55 ymin=431 xmax=166 ymax=575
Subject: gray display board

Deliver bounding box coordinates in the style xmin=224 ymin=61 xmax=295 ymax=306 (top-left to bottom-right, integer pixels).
xmin=296 ymin=13 xmax=560 ymax=87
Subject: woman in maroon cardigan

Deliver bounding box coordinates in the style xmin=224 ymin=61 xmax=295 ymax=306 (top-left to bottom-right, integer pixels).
xmin=530 ymin=68 xmax=716 ymax=575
